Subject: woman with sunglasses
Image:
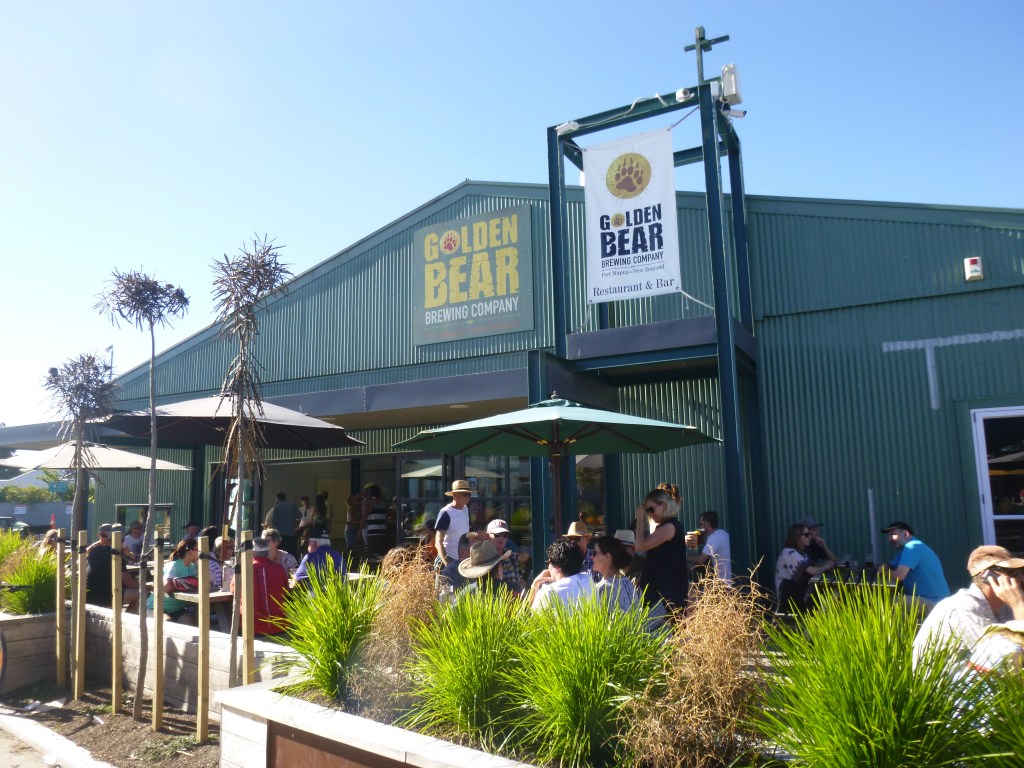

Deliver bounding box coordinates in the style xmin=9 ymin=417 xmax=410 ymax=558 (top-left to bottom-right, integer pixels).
xmin=592 ymin=535 xmax=640 ymax=612
xmin=775 ymin=523 xmax=835 ymax=613
xmin=634 ymin=486 xmax=689 ymax=614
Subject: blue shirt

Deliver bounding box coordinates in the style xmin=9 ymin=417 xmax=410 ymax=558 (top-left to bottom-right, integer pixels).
xmin=892 ymin=538 xmax=950 ymax=602
xmin=295 ymin=546 xmax=345 ymax=585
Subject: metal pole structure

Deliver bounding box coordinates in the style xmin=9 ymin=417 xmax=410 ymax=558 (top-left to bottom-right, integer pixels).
xmin=699 ymin=82 xmax=750 ymax=540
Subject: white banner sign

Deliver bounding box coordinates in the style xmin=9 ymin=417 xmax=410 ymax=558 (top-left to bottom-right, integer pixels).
xmin=583 ymin=127 xmax=682 ymax=304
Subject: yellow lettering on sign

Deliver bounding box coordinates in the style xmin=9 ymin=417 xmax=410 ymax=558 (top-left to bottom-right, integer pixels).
xmin=495 ymin=247 xmax=519 ymax=295
xmin=424 ymin=233 xmax=440 ymax=261
xmin=425 ymin=263 xmax=446 ymax=308
xmin=448 ymin=256 xmax=468 ymax=303
xmin=502 ymin=214 xmax=518 ymax=245
xmin=469 ymin=252 xmax=495 ymax=299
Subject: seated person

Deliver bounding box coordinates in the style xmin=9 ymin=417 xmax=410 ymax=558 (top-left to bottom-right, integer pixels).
xmin=262 ymin=528 xmax=300 ymax=573
xmin=456 ymin=538 xmax=513 ymax=597
xmin=876 ymin=521 xmax=950 ymax=613
xmin=121 ymin=520 xmax=145 ymax=562
xmin=146 ymin=538 xmax=201 ymax=625
xmin=485 ymin=519 xmax=522 ymax=594
xmin=592 ymin=535 xmax=640 ymax=612
xmin=294 ymin=535 xmax=345 ymax=590
xmin=775 ymin=523 xmax=835 ymax=613
xmin=86 ymin=524 xmax=139 ymax=612
xmin=529 ymin=538 xmax=596 ymax=611
xmin=231 ymin=537 xmax=289 ymax=635
xmin=210 ymin=535 xmax=235 ymax=592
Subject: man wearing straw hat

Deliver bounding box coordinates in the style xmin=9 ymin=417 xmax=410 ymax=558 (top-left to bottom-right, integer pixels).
xmin=457 ymin=538 xmax=513 ymax=596
xmin=434 ymin=480 xmax=472 ymax=569
xmin=913 ymin=544 xmax=1024 ymax=668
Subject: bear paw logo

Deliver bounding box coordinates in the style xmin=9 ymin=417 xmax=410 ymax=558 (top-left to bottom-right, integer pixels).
xmin=440 ymin=229 xmax=460 ymax=254
xmin=605 ymin=152 xmax=651 ymax=200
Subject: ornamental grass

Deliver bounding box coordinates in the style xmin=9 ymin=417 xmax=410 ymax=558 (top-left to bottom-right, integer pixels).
xmin=0 ymin=530 xmax=24 ymax=570
xmin=621 ymin=575 xmax=768 ymax=768
xmin=0 ymin=544 xmax=61 ymax=614
xmin=753 ymin=582 xmax=996 ymax=767
xmin=274 ymin=558 xmax=385 ymax=700
xmin=348 ymin=546 xmax=440 ymax=722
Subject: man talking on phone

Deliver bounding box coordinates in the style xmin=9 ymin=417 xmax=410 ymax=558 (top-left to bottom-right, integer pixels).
xmin=912 ymin=544 xmax=1024 ymax=669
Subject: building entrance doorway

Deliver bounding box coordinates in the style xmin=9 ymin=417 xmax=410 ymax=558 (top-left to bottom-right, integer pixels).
xmin=972 ymin=406 xmax=1024 ymax=552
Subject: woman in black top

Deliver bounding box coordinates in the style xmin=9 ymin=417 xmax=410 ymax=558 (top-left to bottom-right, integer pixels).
xmin=634 ymin=484 xmax=688 ymax=613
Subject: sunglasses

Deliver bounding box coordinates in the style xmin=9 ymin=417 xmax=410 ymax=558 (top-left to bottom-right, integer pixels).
xmin=644 ymin=506 xmax=658 ymax=515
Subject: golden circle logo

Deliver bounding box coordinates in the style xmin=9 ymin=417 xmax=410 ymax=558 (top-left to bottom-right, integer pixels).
xmin=605 ymin=152 xmax=651 ymax=199
xmin=440 ymin=229 xmax=460 ymax=254
xmin=611 ymin=213 xmax=626 ymax=228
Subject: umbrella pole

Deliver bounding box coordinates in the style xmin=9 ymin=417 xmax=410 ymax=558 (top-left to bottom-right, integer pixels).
xmin=551 ymin=452 xmax=563 ymax=540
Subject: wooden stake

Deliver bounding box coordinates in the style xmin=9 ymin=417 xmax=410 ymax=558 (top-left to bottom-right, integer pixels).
xmin=111 ymin=529 xmax=123 ymax=713
xmin=73 ymin=530 xmax=87 ymax=700
xmin=197 ymin=536 xmax=210 ymax=743
xmin=152 ymin=536 xmax=164 ymax=731
xmin=240 ymin=530 xmax=255 ymax=684
xmin=55 ymin=528 xmax=67 ymax=687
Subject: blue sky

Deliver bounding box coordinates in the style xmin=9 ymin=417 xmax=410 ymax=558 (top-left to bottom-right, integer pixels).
xmin=2 ymin=1 xmax=1021 ymax=427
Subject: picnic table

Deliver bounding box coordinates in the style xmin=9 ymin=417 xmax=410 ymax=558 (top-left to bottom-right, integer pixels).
xmin=172 ymin=590 xmax=234 ymax=628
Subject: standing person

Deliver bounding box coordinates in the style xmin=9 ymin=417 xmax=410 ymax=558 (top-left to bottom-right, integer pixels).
xmin=592 ymin=535 xmax=640 ymax=612
xmin=360 ymin=484 xmax=390 ymax=557
xmin=440 ymin=533 xmax=474 ymax=592
xmin=295 ymin=495 xmax=315 ymax=548
xmin=182 ymin=520 xmax=202 ymax=540
xmin=877 ymin=521 xmax=950 ymax=612
xmin=634 ymin=486 xmax=689 ymax=614
xmin=529 ymin=538 xmax=595 ymax=610
xmin=434 ymin=480 xmax=472 ymax=569
xmin=913 ymin=545 xmax=1024 ymax=668
xmin=264 ymin=491 xmax=301 ymax=556
xmin=775 ymin=523 xmax=835 ymax=612
xmin=344 ymin=490 xmax=363 ymax=551
xmin=294 ymin=535 xmax=345 ymax=590
xmin=232 ymin=537 xmax=290 ymax=636
xmin=686 ymin=510 xmax=732 ymax=581
xmin=798 ymin=516 xmax=839 ymax=568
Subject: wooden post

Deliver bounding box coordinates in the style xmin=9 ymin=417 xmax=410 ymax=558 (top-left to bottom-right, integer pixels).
xmin=240 ymin=530 xmax=255 ymax=684
xmin=152 ymin=533 xmax=164 ymax=731
xmin=197 ymin=536 xmax=210 ymax=743
xmin=110 ymin=529 xmax=123 ymax=713
xmin=55 ymin=528 xmax=67 ymax=687
xmin=73 ymin=530 xmax=87 ymax=700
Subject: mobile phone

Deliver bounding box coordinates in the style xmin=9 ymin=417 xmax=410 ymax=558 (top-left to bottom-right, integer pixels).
xmin=984 ymin=570 xmax=999 ymax=586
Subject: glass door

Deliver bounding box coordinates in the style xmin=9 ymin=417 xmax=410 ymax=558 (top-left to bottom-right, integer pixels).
xmin=972 ymin=407 xmax=1024 ymax=552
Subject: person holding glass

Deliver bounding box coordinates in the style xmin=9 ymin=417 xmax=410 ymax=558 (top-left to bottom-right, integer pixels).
xmin=775 ymin=523 xmax=835 ymax=613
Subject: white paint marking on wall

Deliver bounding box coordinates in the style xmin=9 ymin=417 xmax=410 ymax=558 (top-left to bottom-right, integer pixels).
xmin=882 ymin=329 xmax=1024 ymax=410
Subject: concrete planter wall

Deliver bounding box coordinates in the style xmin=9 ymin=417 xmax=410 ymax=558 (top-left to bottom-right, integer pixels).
xmin=84 ymin=606 xmax=294 ymax=719
xmin=0 ymin=611 xmax=68 ymax=694
xmin=217 ymin=679 xmax=536 ymax=768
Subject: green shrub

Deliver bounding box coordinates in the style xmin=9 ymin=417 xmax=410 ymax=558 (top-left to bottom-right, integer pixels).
xmin=753 ymin=582 xmax=994 ymax=767
xmin=506 ymin=591 xmax=668 ymax=768
xmin=402 ymin=584 xmax=527 ymax=746
xmin=986 ymin=669 xmax=1024 ymax=766
xmin=0 ymin=530 xmax=25 ymax=570
xmin=275 ymin=560 xmax=385 ymax=700
xmin=0 ymin=546 xmax=60 ymax=614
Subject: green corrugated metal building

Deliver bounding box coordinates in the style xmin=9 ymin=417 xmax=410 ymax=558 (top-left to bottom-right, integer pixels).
xmin=92 ymin=180 xmax=1024 ymax=586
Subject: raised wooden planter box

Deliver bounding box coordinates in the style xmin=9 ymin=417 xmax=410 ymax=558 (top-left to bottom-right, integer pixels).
xmin=84 ymin=606 xmax=295 ymax=719
xmin=0 ymin=611 xmax=68 ymax=694
xmin=217 ymin=679 xmax=537 ymax=768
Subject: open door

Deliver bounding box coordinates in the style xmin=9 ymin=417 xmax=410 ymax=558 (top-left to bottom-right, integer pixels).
xmin=972 ymin=407 xmax=1024 ymax=552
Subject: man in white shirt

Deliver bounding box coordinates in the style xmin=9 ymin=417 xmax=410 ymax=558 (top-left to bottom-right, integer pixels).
xmin=434 ymin=479 xmax=472 ymax=568
xmin=529 ymin=538 xmax=596 ymax=610
xmin=686 ymin=510 xmax=732 ymax=581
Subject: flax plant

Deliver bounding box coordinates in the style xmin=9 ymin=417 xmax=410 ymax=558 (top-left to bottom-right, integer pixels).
xmin=402 ymin=584 xmax=528 ymax=748
xmin=0 ymin=530 xmax=24 ymax=568
xmin=753 ymin=582 xmax=994 ymax=767
xmin=507 ymin=591 xmax=667 ymax=768
xmin=274 ymin=560 xmax=384 ymax=700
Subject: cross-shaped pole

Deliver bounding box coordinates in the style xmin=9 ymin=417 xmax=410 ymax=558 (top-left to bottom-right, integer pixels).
xmin=684 ymin=25 xmax=730 ymax=84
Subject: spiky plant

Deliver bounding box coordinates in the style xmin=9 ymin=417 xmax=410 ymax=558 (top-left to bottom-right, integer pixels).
xmin=96 ymin=268 xmax=188 ymax=720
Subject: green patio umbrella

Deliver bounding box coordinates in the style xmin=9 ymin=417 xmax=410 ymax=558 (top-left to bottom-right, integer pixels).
xmin=393 ymin=395 xmax=716 ymax=537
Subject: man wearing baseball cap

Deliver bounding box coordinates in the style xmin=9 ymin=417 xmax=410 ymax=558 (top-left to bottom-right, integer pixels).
xmin=877 ymin=521 xmax=950 ymax=611
xmin=912 ymin=544 xmax=1024 ymax=668
xmin=485 ymin=519 xmax=522 ymax=594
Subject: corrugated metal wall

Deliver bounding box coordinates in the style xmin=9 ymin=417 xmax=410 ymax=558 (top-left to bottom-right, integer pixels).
xmin=751 ymin=196 xmax=1024 ymax=577
xmin=92 ymin=446 xmax=197 ymax=532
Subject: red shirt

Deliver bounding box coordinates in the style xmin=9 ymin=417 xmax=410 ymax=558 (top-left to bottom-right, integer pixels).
xmin=250 ymin=556 xmax=290 ymax=635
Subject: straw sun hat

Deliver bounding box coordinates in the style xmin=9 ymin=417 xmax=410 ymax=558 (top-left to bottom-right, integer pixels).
xmin=458 ymin=539 xmax=511 ymax=579
xmin=445 ymin=479 xmax=472 ymax=497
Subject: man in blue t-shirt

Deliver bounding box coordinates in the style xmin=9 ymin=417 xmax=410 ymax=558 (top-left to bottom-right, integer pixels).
xmin=878 ymin=521 xmax=950 ymax=612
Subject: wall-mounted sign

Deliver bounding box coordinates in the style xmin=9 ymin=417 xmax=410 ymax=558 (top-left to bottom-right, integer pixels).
xmin=14 ymin=505 xmax=27 ymax=516
xmin=583 ymin=127 xmax=682 ymax=304
xmin=413 ymin=204 xmax=534 ymax=345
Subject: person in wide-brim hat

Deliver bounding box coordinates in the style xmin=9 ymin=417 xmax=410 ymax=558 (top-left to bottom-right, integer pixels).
xmin=445 ymin=479 xmax=473 ymax=497
xmin=458 ymin=539 xmax=512 ymax=579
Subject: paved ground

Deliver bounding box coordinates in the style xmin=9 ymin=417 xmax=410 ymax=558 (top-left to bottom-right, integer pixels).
xmin=0 ymin=727 xmax=51 ymax=768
